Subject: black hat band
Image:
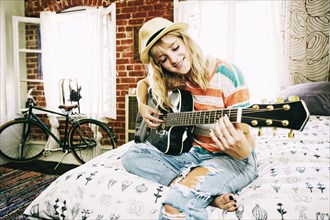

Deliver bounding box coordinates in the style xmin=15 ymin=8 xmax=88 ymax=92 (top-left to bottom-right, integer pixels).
xmin=146 ymin=27 xmax=165 ymax=46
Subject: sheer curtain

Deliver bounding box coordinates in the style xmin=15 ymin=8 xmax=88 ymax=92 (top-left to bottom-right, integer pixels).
xmin=280 ymin=0 xmax=330 ymax=83
xmin=175 ymin=0 xmax=291 ymax=103
xmin=40 ymin=6 xmax=116 ymax=150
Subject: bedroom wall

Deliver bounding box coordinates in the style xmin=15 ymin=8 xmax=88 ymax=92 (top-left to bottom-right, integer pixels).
xmin=0 ymin=0 xmax=25 ymax=165
xmin=24 ymin=0 xmax=174 ymax=146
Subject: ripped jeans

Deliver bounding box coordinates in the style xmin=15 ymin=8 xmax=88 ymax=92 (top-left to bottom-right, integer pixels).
xmin=122 ymin=141 xmax=258 ymax=220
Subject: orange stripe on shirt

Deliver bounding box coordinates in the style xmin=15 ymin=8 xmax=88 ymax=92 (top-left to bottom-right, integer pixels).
xmin=225 ymin=88 xmax=250 ymax=107
xmin=193 ymin=102 xmax=224 ymax=110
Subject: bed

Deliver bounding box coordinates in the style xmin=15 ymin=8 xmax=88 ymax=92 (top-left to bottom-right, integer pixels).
xmin=23 ymin=82 xmax=330 ymax=220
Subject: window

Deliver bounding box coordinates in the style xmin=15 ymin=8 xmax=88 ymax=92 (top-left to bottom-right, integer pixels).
xmin=13 ymin=4 xmax=117 ymax=119
xmin=175 ymin=0 xmax=290 ymax=103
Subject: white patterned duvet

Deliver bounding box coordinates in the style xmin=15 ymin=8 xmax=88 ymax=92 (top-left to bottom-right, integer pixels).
xmin=23 ymin=116 xmax=329 ymax=220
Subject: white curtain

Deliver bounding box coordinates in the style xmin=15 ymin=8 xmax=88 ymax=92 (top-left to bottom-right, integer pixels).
xmin=40 ymin=7 xmax=116 ymax=119
xmin=280 ymin=0 xmax=330 ymax=83
xmin=40 ymin=6 xmax=116 ymax=150
xmin=41 ymin=8 xmax=108 ymax=117
xmin=174 ymin=0 xmax=291 ymax=103
xmin=40 ymin=11 xmax=57 ymax=113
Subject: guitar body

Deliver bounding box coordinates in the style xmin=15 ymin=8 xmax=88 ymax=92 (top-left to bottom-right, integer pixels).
xmin=134 ymin=89 xmax=195 ymax=155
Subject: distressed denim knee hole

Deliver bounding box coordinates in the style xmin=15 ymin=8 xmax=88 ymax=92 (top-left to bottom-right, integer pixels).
xmin=163 ymin=204 xmax=185 ymax=219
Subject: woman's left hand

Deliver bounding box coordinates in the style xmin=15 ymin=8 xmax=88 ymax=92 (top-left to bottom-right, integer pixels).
xmin=209 ymin=115 xmax=252 ymax=160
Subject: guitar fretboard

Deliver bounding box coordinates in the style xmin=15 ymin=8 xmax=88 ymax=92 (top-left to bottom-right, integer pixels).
xmin=161 ymin=109 xmax=241 ymax=126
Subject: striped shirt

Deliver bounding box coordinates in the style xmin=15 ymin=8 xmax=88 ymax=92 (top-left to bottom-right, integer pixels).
xmin=185 ymin=59 xmax=250 ymax=153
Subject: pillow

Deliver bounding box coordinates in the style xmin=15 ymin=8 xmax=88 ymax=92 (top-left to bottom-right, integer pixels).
xmin=276 ymin=82 xmax=330 ymax=116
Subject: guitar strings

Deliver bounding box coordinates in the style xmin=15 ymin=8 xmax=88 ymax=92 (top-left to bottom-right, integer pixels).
xmin=163 ymin=108 xmax=287 ymax=118
xmin=162 ymin=108 xmax=290 ymax=125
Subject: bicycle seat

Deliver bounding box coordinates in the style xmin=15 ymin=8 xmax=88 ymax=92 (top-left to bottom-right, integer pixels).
xmin=58 ymin=104 xmax=78 ymax=112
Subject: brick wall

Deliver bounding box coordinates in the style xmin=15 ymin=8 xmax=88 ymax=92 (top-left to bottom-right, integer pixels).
xmin=24 ymin=0 xmax=174 ymax=146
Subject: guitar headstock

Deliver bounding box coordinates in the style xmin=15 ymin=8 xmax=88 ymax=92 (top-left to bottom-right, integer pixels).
xmin=242 ymin=100 xmax=310 ymax=131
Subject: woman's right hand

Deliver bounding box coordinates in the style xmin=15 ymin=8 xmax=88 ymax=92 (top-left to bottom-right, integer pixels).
xmin=139 ymin=103 xmax=163 ymax=129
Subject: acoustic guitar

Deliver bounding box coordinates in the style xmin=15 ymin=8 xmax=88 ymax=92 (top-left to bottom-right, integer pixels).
xmin=134 ymin=89 xmax=310 ymax=155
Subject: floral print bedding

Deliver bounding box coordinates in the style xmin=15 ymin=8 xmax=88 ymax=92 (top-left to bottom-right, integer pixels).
xmin=24 ymin=116 xmax=329 ymax=220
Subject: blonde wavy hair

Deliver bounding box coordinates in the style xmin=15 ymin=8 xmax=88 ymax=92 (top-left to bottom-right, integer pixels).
xmin=148 ymin=30 xmax=210 ymax=111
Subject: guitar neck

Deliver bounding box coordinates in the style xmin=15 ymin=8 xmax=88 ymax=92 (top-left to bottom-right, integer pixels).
xmin=161 ymin=109 xmax=241 ymax=126
xmin=160 ymin=101 xmax=310 ymax=131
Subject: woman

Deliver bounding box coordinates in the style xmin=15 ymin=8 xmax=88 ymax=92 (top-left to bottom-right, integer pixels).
xmin=122 ymin=17 xmax=258 ymax=220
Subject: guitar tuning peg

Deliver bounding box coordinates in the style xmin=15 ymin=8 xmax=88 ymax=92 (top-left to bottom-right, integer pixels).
xmin=275 ymin=97 xmax=284 ymax=103
xmin=258 ymin=128 xmax=263 ymax=136
xmin=288 ymin=129 xmax=294 ymax=138
xmin=272 ymin=99 xmax=282 ymax=136
xmin=288 ymin=95 xmax=299 ymax=102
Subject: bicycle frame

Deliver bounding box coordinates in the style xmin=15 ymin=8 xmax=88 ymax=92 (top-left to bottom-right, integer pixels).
xmin=20 ymin=104 xmax=73 ymax=151
xmin=0 ymin=88 xmax=117 ymax=165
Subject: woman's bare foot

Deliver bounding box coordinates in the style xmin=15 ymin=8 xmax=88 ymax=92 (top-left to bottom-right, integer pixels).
xmin=211 ymin=193 xmax=238 ymax=212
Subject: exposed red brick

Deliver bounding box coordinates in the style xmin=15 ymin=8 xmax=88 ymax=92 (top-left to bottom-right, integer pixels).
xmin=128 ymin=0 xmax=144 ymax=6
xmin=132 ymin=11 xmax=148 ymax=18
xmin=121 ymin=39 xmax=133 ymax=45
xmin=121 ymin=77 xmax=137 ymax=84
xmin=121 ymin=6 xmax=138 ymax=13
xmin=129 ymin=71 xmax=145 ymax=77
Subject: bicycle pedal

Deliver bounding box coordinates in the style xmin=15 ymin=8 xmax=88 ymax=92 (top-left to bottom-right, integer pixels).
xmin=43 ymin=150 xmax=52 ymax=157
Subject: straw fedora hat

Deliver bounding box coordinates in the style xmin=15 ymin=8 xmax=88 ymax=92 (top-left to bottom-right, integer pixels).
xmin=139 ymin=17 xmax=189 ymax=64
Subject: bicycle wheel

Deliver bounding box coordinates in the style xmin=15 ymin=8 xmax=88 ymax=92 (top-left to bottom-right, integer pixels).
xmin=0 ymin=119 xmax=47 ymax=162
xmin=69 ymin=118 xmax=116 ymax=164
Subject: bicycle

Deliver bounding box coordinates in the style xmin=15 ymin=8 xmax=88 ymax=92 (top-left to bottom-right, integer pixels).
xmin=0 ymin=88 xmax=117 ymax=165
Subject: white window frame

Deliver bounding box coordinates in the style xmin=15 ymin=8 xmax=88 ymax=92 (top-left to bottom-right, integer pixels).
xmin=12 ymin=16 xmax=42 ymax=112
